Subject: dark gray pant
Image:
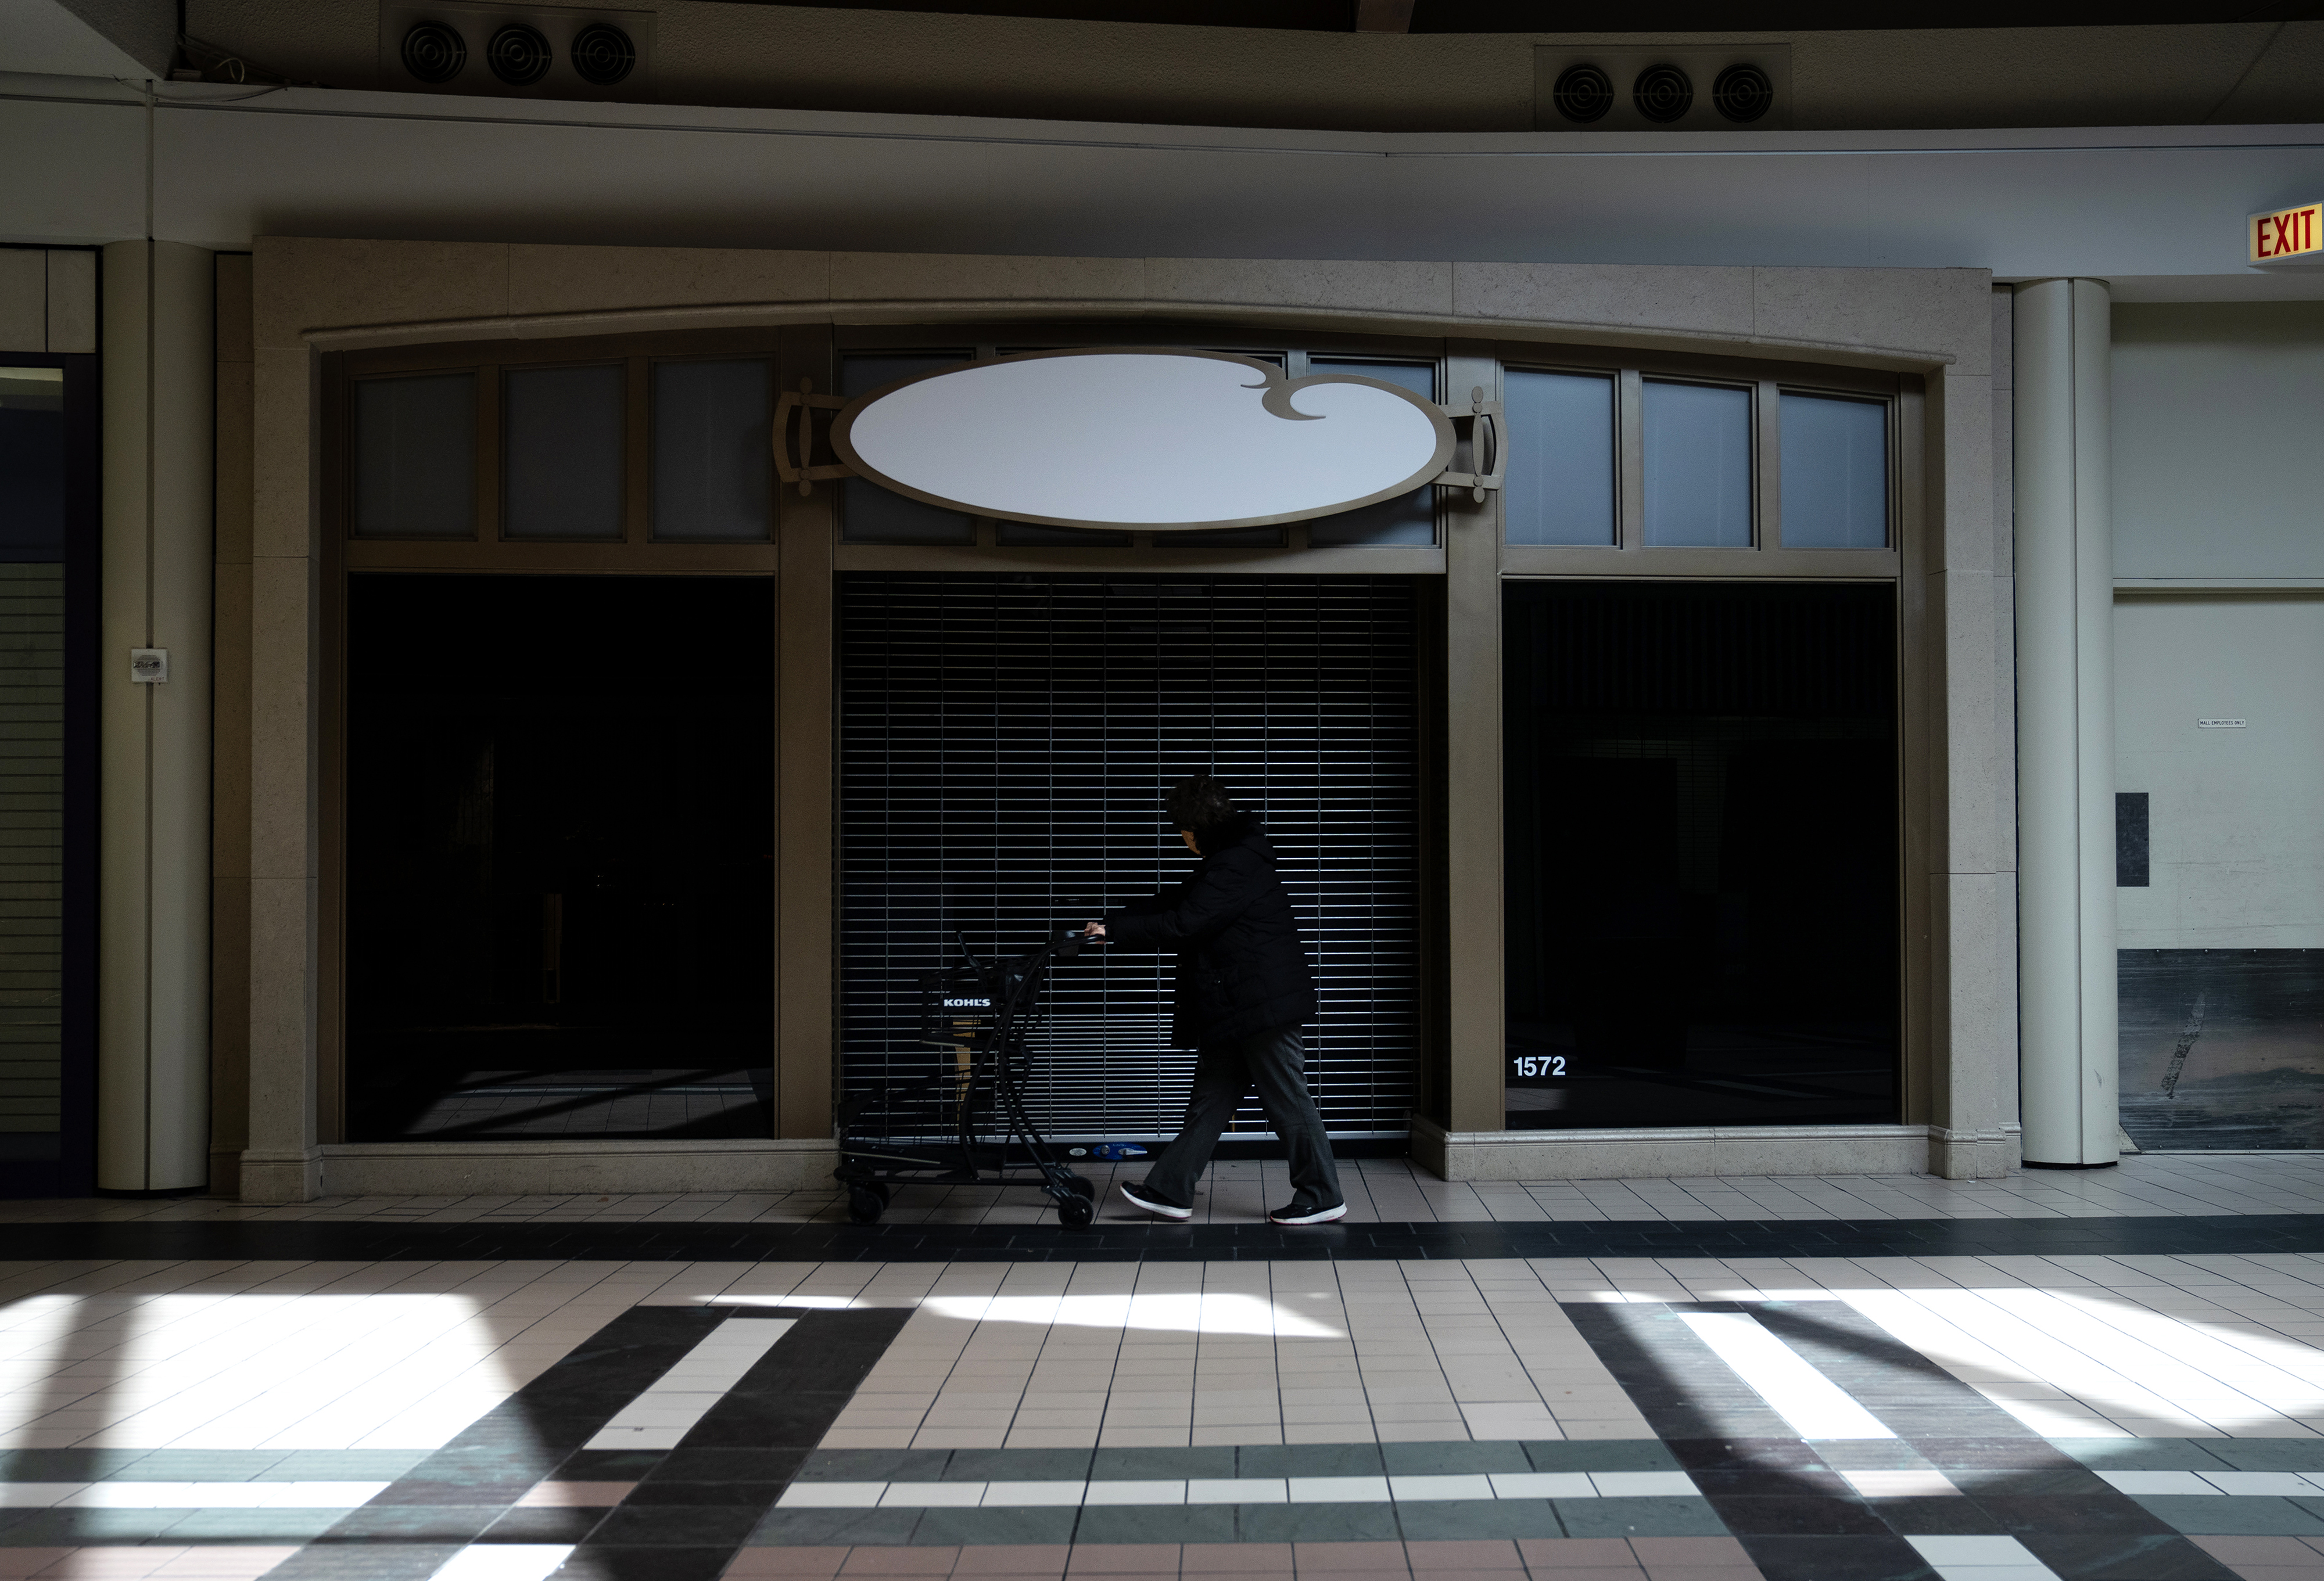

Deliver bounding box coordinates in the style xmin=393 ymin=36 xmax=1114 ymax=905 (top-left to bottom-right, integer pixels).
xmin=1142 ymin=1025 xmax=1343 ymax=1209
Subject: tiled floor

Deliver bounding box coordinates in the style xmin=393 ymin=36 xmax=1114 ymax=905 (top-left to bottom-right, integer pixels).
xmin=8 ymin=1160 xmax=2324 ymax=1578
xmin=10 ymin=1154 xmax=2324 ymax=1229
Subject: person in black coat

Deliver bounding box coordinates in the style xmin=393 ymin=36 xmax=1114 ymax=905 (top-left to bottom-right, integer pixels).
xmin=1083 ymin=776 xmax=1346 ymax=1225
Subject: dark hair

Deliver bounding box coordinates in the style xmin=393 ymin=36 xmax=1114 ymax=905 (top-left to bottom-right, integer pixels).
xmin=1165 ymin=775 xmax=1236 ymax=835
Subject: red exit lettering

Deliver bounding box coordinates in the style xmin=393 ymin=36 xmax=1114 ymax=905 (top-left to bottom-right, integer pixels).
xmin=2255 ymin=207 xmax=2319 ymax=260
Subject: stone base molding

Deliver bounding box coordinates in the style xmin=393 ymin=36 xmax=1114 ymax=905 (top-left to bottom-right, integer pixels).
xmin=311 ymin=1138 xmax=842 ymax=1199
xmin=1410 ymin=1117 xmax=2021 ymax=1183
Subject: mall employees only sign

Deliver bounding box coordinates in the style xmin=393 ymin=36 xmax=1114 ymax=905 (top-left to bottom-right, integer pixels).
xmin=2250 ymin=202 xmax=2324 ymax=264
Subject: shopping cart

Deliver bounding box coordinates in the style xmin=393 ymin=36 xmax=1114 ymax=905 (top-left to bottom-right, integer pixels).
xmin=834 ymin=926 xmax=1100 ymax=1228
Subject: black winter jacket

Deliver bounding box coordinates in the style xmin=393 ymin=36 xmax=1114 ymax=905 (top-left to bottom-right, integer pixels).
xmin=1103 ymin=812 xmax=1317 ymax=1048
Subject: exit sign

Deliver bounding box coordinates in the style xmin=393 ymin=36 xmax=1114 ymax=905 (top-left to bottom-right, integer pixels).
xmin=2250 ymin=203 xmax=2324 ymax=264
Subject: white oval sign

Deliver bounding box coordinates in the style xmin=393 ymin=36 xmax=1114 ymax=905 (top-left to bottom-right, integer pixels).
xmin=827 ymin=348 xmax=1457 ymax=531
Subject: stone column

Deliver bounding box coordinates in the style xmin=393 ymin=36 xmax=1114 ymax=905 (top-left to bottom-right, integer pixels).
xmin=98 ymin=240 xmax=214 ymax=1192
xmin=2013 ymin=278 xmax=2119 ymax=1169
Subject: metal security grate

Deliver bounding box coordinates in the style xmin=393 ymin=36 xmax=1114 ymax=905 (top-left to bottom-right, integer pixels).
xmin=838 ymin=572 xmax=1419 ymax=1140
xmin=0 ymin=564 xmax=63 ymax=1142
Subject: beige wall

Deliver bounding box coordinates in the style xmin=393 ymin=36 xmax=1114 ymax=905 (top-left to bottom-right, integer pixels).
xmin=2114 ymin=304 xmax=2324 ymax=585
xmin=235 ymin=238 xmax=2011 ymax=1197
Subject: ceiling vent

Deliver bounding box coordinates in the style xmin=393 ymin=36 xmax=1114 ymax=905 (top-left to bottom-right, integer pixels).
xmin=1550 ymin=63 xmax=1613 ymax=124
xmin=569 ymin=23 xmax=637 ymax=86
xmin=381 ymin=5 xmax=653 ymax=100
xmin=1533 ymin=45 xmax=1791 ymax=132
xmin=485 ymin=23 xmax=553 ymax=85
xmin=399 ymin=21 xmax=466 ymax=84
xmin=1712 ymin=62 xmax=1776 ymax=124
xmin=1630 ymin=63 xmax=1692 ymax=124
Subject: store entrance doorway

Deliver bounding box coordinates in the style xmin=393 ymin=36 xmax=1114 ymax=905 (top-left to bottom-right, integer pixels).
xmin=1502 ymin=580 xmax=1900 ymax=1130
xmin=343 ymin=574 xmax=774 ymax=1141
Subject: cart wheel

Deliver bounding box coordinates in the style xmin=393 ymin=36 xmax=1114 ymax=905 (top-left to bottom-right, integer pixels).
xmin=848 ymin=1186 xmax=885 ymax=1225
xmin=870 ymin=1180 xmax=894 ymax=1206
xmin=1063 ymin=1176 xmax=1096 ymax=1200
xmin=1057 ymin=1194 xmax=1095 ymax=1230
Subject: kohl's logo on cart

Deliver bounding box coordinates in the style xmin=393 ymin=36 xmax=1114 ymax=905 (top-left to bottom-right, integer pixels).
xmin=943 ymin=997 xmax=993 ymax=1009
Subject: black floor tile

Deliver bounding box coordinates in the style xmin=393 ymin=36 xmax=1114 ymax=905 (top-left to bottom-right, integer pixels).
xmin=587 ymin=1503 xmax=766 ymax=1547
xmin=2018 ymin=1533 xmax=2244 ymax=1581
xmin=556 ymin=1546 xmax=736 ymax=1581
xmin=316 ymin=1508 xmax=503 ymax=1543
xmin=1071 ymin=1504 xmax=1237 ymax=1544
xmin=622 ymin=1479 xmax=786 ymax=1507
xmin=1970 ymin=1494 xmax=2177 ymax=1536
xmin=260 ymin=1544 xmax=462 ymax=1581
xmin=1909 ymin=1439 xmax=2083 ymax=1469
xmin=650 ymin=1449 xmax=808 ymax=1484
xmin=1740 ymin=1535 xmax=1940 ymax=1581
xmin=365 ymin=1479 xmax=532 ymax=1507
xmin=1093 ymin=1445 xmax=1237 ymax=1478
xmin=1239 ymin=1442 xmax=1385 ymax=1477
xmin=1947 ymin=1467 xmax=2116 ymax=1497
xmin=942 ymin=1447 xmax=1093 ymax=1481
xmin=1669 ymin=1439 xmax=1833 ymax=1470
xmin=1704 ymin=1495 xmax=1893 ymax=1536
xmin=1526 ymin=1440 xmax=1683 ymax=1472
xmin=1393 ymin=1500 xmax=1568 ymax=1540
xmin=1231 ymin=1503 xmax=1404 ymax=1542
xmin=748 ymin=1507 xmax=922 ymax=1546
xmin=559 ymin=1450 xmax=667 ymax=1480
xmin=479 ymin=1507 xmax=609 ymax=1543
xmin=1690 ymin=1468 xmax=1852 ymax=1497
xmin=1870 ymin=1496 xmax=2013 ymax=1536
xmin=796 ymin=1448 xmax=951 ymax=1482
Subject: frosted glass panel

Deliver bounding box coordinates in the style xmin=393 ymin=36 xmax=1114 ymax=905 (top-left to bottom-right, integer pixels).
xmin=1781 ymin=393 xmax=1887 ymax=548
xmin=1503 ymin=371 xmax=1615 ymax=546
xmin=654 ymin=360 xmax=771 ymax=541
xmin=1308 ymin=360 xmax=1436 ymax=546
xmin=841 ymin=354 xmax=974 ymax=545
xmin=504 ymin=364 xmax=623 ymax=541
xmin=1643 ymin=381 xmax=1752 ymax=548
xmin=354 ymin=373 xmax=474 ymax=539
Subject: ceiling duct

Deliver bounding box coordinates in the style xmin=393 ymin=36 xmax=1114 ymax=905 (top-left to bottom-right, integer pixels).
xmin=380 ymin=5 xmax=652 ymax=100
xmin=1533 ymin=45 xmax=1791 ymax=131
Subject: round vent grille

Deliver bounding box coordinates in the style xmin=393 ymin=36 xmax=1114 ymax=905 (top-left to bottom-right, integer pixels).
xmin=1631 ymin=63 xmax=1693 ymax=124
xmin=569 ymin=23 xmax=636 ymax=85
xmin=486 ymin=23 xmax=553 ymax=85
xmin=1551 ymin=63 xmax=1614 ymax=124
xmin=1712 ymin=62 xmax=1774 ymax=123
xmin=400 ymin=21 xmax=466 ymax=84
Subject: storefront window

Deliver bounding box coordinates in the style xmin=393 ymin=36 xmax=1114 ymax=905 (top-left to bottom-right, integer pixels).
xmin=503 ymin=364 xmax=624 ymax=540
xmin=1643 ymin=380 xmax=1752 ymax=547
xmin=343 ymin=574 xmax=775 ymax=1140
xmin=1504 ymin=369 xmax=1616 ymax=546
xmin=1502 ymin=580 xmax=1898 ymax=1130
xmin=353 ymin=372 xmax=475 ymax=538
xmin=1780 ymin=391 xmax=1888 ymax=548
xmin=652 ymin=358 xmax=772 ymax=542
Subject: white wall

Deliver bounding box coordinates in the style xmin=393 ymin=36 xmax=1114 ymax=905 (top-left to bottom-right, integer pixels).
xmin=2114 ymin=303 xmax=2324 ymax=583
xmin=2115 ymin=596 xmax=2324 ymax=948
